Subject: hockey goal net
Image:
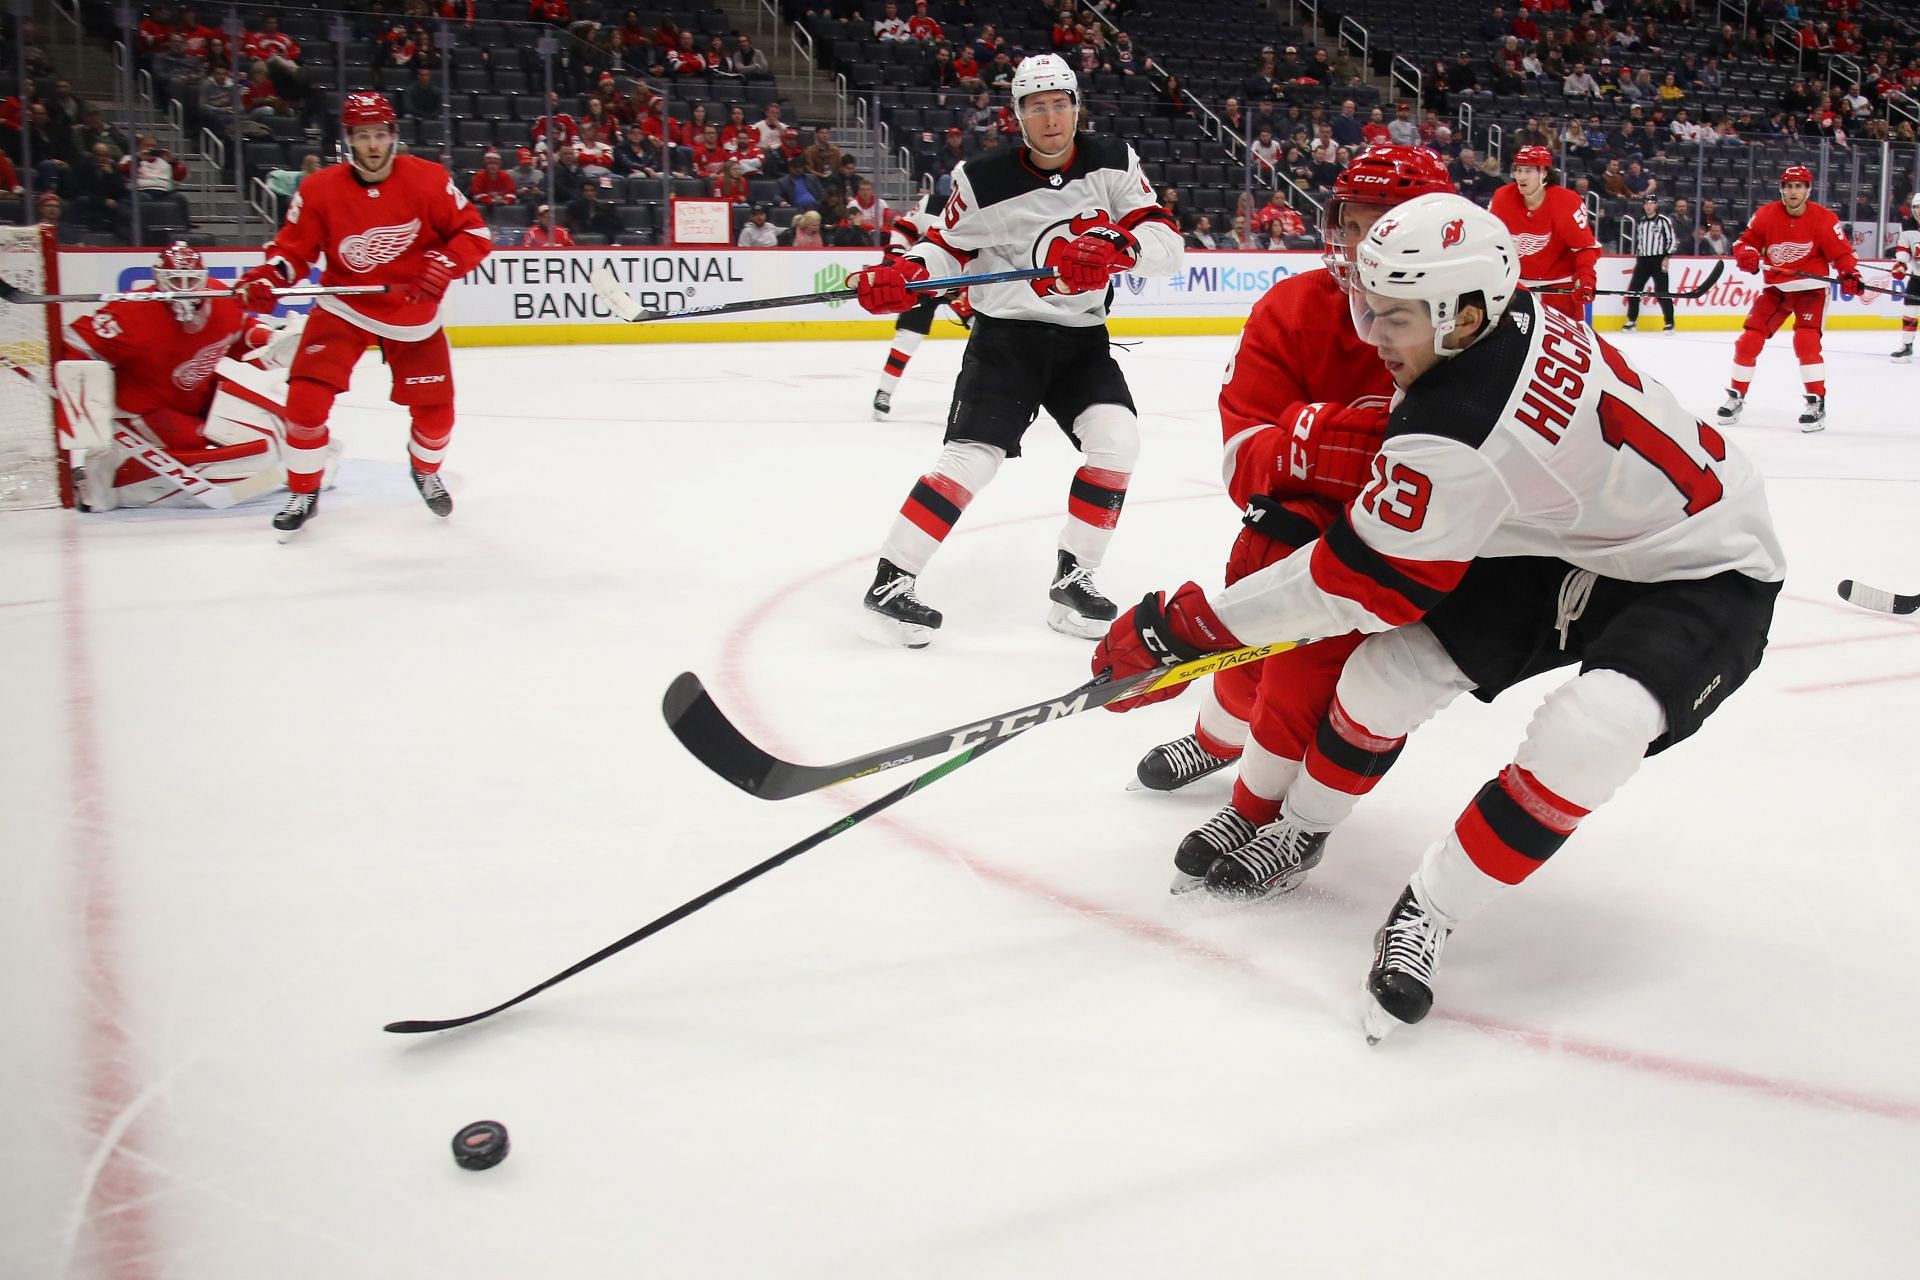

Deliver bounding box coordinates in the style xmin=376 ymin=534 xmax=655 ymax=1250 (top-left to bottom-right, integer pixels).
xmin=0 ymin=224 xmax=65 ymax=510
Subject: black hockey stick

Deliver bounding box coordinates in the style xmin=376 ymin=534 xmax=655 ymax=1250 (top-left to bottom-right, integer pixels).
xmin=384 ymin=727 xmax=1023 ymax=1034
xmin=1837 ymin=579 xmax=1920 ymax=615
xmin=588 ymin=262 xmax=1054 ymax=323
xmin=665 ymin=643 xmax=1294 ymax=801
xmin=1540 ymin=259 xmax=1725 ymax=301
xmin=1779 ymin=266 xmax=1902 ymax=298
xmin=0 ymin=280 xmax=387 ymax=306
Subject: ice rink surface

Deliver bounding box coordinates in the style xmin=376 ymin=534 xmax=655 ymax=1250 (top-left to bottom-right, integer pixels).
xmin=3 ymin=323 xmax=1918 ymax=1279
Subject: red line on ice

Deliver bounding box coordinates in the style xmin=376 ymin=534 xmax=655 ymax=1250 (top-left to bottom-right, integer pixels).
xmin=712 ymin=504 xmax=1918 ymax=1125
xmin=62 ymin=523 xmax=161 ymax=1279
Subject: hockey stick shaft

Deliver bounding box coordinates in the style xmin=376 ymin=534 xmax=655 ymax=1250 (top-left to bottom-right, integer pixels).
xmin=0 ymin=281 xmax=388 ymax=306
xmin=665 ymin=643 xmax=1295 ymax=801
xmin=1540 ymin=259 xmax=1726 ymax=301
xmin=107 ymin=424 xmax=236 ymax=508
xmin=1836 ymin=579 xmax=1920 ymax=615
xmin=589 ymin=262 xmax=1054 ymax=323
xmin=1778 ymin=266 xmax=1901 ymax=297
xmin=383 ymin=728 xmax=1021 ymax=1034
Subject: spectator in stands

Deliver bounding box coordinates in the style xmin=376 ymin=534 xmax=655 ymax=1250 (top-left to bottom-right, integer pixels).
xmin=1781 ymin=79 xmax=1815 ymax=115
xmin=781 ymin=208 xmax=823 ymax=247
xmin=1245 ymin=47 xmax=1281 ymax=100
xmin=714 ymin=158 xmax=751 ymax=203
xmin=730 ymin=35 xmax=769 ymax=78
xmin=1670 ymin=196 xmax=1691 ymax=239
xmin=1225 ymin=213 xmax=1261 ymax=250
xmin=659 ymin=30 xmax=707 ymax=76
xmin=1699 ymin=218 xmax=1730 ymax=255
xmin=153 ymin=34 xmax=206 ymax=96
xmin=73 ymin=108 xmax=127 ymax=162
xmin=508 ymin=146 xmax=542 ymax=190
xmin=197 ymin=63 xmax=240 ymax=135
xmin=1424 ymin=58 xmax=1453 ymax=113
xmin=848 ymin=177 xmax=885 ymax=233
xmin=121 ymin=135 xmax=185 ymax=201
xmin=1112 ymin=31 xmax=1140 ymax=77
xmin=780 ymin=157 xmax=827 ymax=209
xmin=1185 ymin=213 xmax=1220 ymax=250
xmin=1658 ymin=71 xmax=1685 ymax=104
xmin=1308 ymin=47 xmax=1337 ymax=85
xmin=576 ymin=123 xmax=614 ymax=176
xmin=73 ymin=143 xmax=128 ymax=229
xmin=1601 ymin=156 xmax=1630 ymax=198
xmin=828 ymin=152 xmax=860 ymax=199
xmin=874 ymin=1 xmax=912 ymax=41
xmin=567 ymin=178 xmax=621 ymax=239
xmin=528 ymin=0 xmax=571 ymax=28
xmin=739 ymin=204 xmax=779 ymax=246
xmin=987 ymin=51 xmax=1018 ymax=90
xmin=1561 ymin=115 xmax=1588 ymax=158
xmin=751 ymin=103 xmax=785 ymax=152
xmin=471 ymin=150 xmax=517 ymax=205
xmin=1221 ymin=97 xmax=1246 ymax=138
xmin=1158 ymin=73 xmax=1191 ymax=120
xmin=402 ymin=66 xmax=441 ymax=119
xmin=1447 ymin=50 xmax=1479 ymax=96
xmin=1388 ymin=101 xmax=1420 ymax=146
xmin=691 ymin=125 xmax=727 ymax=178
xmin=1564 ymin=61 xmax=1599 ymax=98
xmin=804 ymin=125 xmax=841 ymax=178
xmin=524 ymin=203 xmax=574 ymax=247
xmin=1357 ymin=108 xmax=1388 ymax=147
xmin=38 ymin=190 xmax=63 ymax=229
xmin=1623 ymin=158 xmax=1654 ymax=196
xmin=549 ymin=144 xmax=585 ymax=203
xmin=243 ymin=15 xmax=300 ymax=63
xmin=908 ymin=1 xmax=943 ymax=42
xmin=263 ymin=152 xmax=320 ymax=205
xmin=610 ymin=10 xmax=649 ymax=69
xmin=1254 ymin=189 xmax=1307 ymax=243
xmin=1160 ymin=185 xmax=1183 ymax=229
xmin=1331 ymin=99 xmax=1365 ymax=148
xmin=1250 ymin=126 xmax=1281 ymax=172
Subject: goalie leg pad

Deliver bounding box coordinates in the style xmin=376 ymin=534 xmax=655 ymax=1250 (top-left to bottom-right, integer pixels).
xmin=54 ymin=360 xmax=118 ymax=453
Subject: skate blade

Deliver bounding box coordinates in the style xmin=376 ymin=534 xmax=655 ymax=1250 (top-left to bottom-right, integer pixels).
xmin=275 ymin=527 xmax=301 ymax=544
xmin=1800 ymin=420 xmax=1826 ymax=434
xmin=1361 ymin=993 xmax=1406 ymax=1046
xmin=1046 ymin=603 xmax=1109 ymax=640
xmin=1168 ymin=870 xmax=1205 ymax=895
xmin=861 ymin=609 xmax=935 ymax=649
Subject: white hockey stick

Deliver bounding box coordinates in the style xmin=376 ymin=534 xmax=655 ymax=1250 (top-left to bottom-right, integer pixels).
xmin=101 ymin=425 xmax=288 ymax=510
xmin=0 ymin=281 xmax=388 ymax=306
xmin=1837 ymin=579 xmax=1920 ymax=616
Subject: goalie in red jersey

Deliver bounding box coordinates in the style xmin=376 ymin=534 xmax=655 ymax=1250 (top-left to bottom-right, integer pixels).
xmin=1714 ymin=165 xmax=1862 ymax=434
xmin=1488 ymin=145 xmax=1598 ymax=321
xmin=1126 ymin=146 xmax=1455 ymax=894
xmin=59 ymin=242 xmax=306 ymax=511
xmin=235 ymin=91 xmax=493 ymax=541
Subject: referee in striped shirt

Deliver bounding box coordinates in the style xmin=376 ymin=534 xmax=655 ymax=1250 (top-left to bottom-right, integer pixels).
xmin=1627 ymin=194 xmax=1678 ymax=331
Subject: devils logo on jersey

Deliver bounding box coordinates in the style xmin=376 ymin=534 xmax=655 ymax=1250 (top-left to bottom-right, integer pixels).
xmin=1033 ymin=212 xmax=1121 ymax=295
xmin=338 ymin=218 xmax=422 ymax=273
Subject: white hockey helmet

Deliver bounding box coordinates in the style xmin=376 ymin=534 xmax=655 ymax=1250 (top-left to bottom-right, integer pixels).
xmin=1010 ymin=53 xmax=1079 ymax=112
xmin=1351 ymin=192 xmax=1519 ymax=357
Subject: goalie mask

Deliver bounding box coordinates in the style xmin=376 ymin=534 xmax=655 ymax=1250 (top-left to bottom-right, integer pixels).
xmin=154 ymin=241 xmax=210 ymax=329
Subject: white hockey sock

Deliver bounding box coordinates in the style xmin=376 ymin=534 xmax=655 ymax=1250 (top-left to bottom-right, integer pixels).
xmin=878 ymin=439 xmax=1003 ymax=575
xmin=1411 ymin=836 xmax=1505 ymax=927
xmin=1057 ymin=404 xmax=1138 ymax=570
xmin=1236 ymin=740 xmax=1301 ymax=806
xmin=1195 ymin=679 xmax=1250 ymax=752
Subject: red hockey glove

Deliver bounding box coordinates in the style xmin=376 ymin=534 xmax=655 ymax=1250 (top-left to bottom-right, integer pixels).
xmin=1056 ymin=226 xmax=1139 ymax=294
xmin=405 ymin=249 xmax=462 ymax=305
xmin=1734 ymin=243 xmax=1762 ymax=275
xmin=236 ymin=263 xmax=289 ymax=312
xmin=1225 ymin=493 xmax=1337 ymax=586
xmin=850 ymin=256 xmax=929 ymax=314
xmin=947 ymin=286 xmax=974 ymax=325
xmin=1572 ymin=268 xmax=1597 ymax=305
xmin=1838 ymin=268 xmax=1864 ymax=298
xmin=1893 ymin=260 xmax=1910 ymax=284
xmin=1093 ymin=582 xmax=1243 ymax=713
xmin=1295 ymin=400 xmax=1388 ymax=505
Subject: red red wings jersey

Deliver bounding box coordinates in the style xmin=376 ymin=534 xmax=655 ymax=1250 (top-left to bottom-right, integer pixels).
xmin=1733 ymin=199 xmax=1857 ymax=293
xmin=1220 ymin=268 xmax=1396 ymax=509
xmin=263 ymin=155 xmax=492 ymax=341
xmin=1489 ymin=183 xmax=1599 ymax=286
xmin=243 ymin=31 xmax=300 ymax=61
xmin=65 ymin=284 xmax=264 ymax=419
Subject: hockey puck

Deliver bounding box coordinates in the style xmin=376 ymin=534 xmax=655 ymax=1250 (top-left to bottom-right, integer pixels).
xmin=451 ymin=1120 xmax=509 ymax=1171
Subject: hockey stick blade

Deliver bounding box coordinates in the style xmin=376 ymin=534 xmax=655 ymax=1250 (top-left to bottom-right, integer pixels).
xmin=664 ymin=643 xmax=1295 ymax=801
xmin=384 ymin=728 xmax=1023 ymax=1034
xmin=1837 ymin=579 xmax=1920 ymax=615
xmin=589 ymin=262 xmax=1055 ymax=324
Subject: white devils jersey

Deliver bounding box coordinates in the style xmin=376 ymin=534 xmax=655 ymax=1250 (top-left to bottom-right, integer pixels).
xmin=903 ymin=133 xmax=1182 ymax=327
xmin=888 ymin=191 xmax=943 ymax=253
xmin=1214 ymin=292 xmax=1786 ymax=646
xmin=1895 ymin=215 xmax=1920 ymax=272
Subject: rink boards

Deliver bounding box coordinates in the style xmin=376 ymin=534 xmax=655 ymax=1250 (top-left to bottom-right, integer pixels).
xmin=50 ymin=247 xmax=1915 ymax=344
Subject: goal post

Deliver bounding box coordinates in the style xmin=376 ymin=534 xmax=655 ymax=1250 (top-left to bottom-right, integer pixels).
xmin=0 ymin=224 xmax=67 ymax=510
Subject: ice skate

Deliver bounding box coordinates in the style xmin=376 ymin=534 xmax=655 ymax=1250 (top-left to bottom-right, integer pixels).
xmin=863 ymin=557 xmax=942 ymax=648
xmin=1714 ymin=389 xmax=1745 ymax=424
xmin=1203 ymin=813 xmax=1327 ymax=902
xmin=1892 ymin=342 xmax=1913 ymax=364
xmin=1662 ymin=322 xmax=1675 ymax=333
xmin=1798 ymin=393 xmax=1825 ymax=433
xmin=412 ymin=466 xmax=453 ymax=516
xmin=1132 ymin=733 xmax=1236 ymax=793
xmin=1046 ymin=550 xmax=1117 ymax=639
xmin=1362 ymin=880 xmax=1454 ymax=1045
xmin=871 ymin=389 xmax=892 ymax=419
xmin=1170 ymin=805 xmax=1256 ymax=894
xmin=273 ymin=490 xmax=318 ymax=542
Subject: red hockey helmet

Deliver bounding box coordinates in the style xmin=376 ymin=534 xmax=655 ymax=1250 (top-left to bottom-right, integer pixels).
xmin=1780 ymin=164 xmax=1813 ymax=186
xmin=1512 ymin=144 xmax=1555 ymax=172
xmin=341 ymin=91 xmax=397 ymax=131
xmin=1322 ymin=145 xmax=1456 ymax=289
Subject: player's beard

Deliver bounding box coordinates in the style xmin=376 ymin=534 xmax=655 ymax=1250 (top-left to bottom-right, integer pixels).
xmin=349 ymin=135 xmax=396 ymax=180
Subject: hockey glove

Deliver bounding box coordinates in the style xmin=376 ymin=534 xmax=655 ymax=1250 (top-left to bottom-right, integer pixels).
xmin=1056 ymin=226 xmax=1139 ymax=294
xmin=236 ymin=263 xmax=290 ymax=312
xmin=405 ymin=249 xmax=463 ymax=305
xmin=1892 ymin=260 xmax=1910 ymax=284
xmin=851 ymin=257 xmax=929 ymax=314
xmin=1572 ymin=268 xmax=1597 ymax=305
xmin=947 ymin=286 xmax=974 ymax=326
xmin=1734 ymin=243 xmax=1762 ymax=275
xmin=1226 ymin=494 xmax=1336 ymax=587
xmin=1838 ymin=268 xmax=1864 ymax=299
xmin=1094 ymin=582 xmax=1243 ymax=713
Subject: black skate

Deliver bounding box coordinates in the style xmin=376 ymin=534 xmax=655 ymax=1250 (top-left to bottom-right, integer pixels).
xmin=412 ymin=466 xmax=453 ymax=516
xmin=872 ymin=389 xmax=892 ymax=419
xmin=864 ymin=557 xmax=942 ymax=648
xmin=1715 ymin=390 xmax=1744 ymax=424
xmin=1133 ymin=733 xmax=1236 ymax=793
xmin=1203 ymin=814 xmax=1327 ymax=902
xmin=1171 ymin=806 xmax=1257 ymax=895
xmin=273 ymin=490 xmax=318 ymax=542
xmin=1798 ymin=393 xmax=1825 ymax=434
xmin=1893 ymin=342 xmax=1914 ymax=365
xmin=1362 ymin=881 xmax=1454 ymax=1045
xmin=1046 ymin=550 xmax=1117 ymax=640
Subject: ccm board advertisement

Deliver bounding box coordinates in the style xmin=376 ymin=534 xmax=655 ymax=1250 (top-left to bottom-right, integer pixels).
xmin=52 ymin=248 xmax=1912 ymax=345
